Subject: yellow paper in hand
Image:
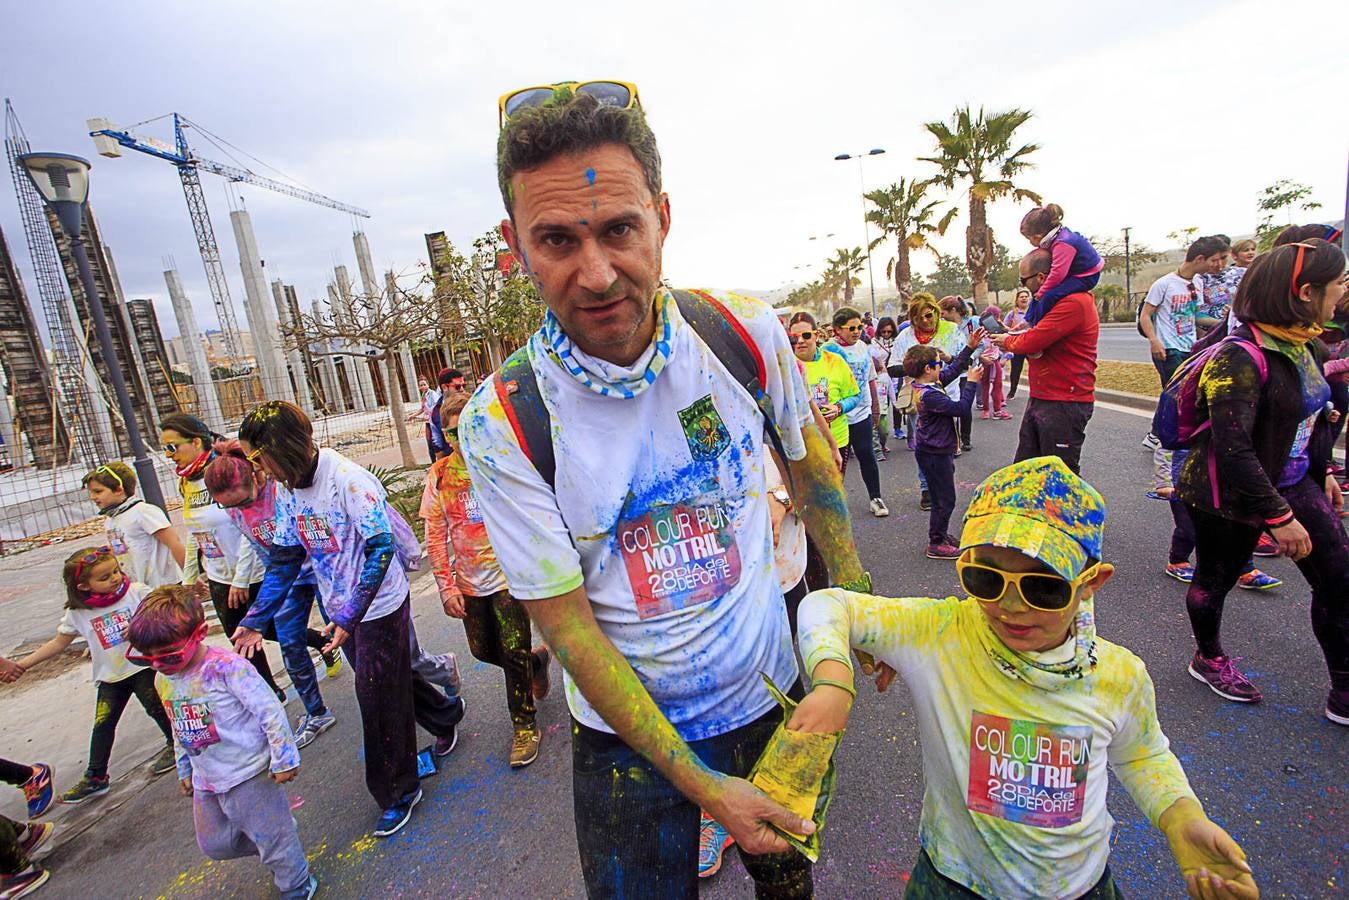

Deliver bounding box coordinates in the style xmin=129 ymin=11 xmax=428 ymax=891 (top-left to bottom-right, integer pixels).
xmin=750 ymin=727 xmax=839 ymax=840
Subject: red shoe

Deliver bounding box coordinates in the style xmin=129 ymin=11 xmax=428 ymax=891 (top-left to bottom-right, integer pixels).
xmin=1253 ymin=534 xmax=1280 ymax=557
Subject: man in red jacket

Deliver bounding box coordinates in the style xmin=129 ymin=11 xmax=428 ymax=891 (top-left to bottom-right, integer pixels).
xmin=991 ymin=249 xmax=1098 ymax=474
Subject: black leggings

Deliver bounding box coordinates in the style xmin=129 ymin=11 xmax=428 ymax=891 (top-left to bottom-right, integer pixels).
xmin=840 ymin=418 xmax=883 ymax=500
xmin=1008 ymin=355 xmax=1025 ymax=396
xmin=88 ymin=668 xmax=173 ymax=779
xmin=0 ymin=758 xmax=32 ymax=786
xmin=1186 ymin=476 xmax=1349 ymax=690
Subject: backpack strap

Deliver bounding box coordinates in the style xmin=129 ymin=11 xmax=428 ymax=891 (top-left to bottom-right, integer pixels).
xmin=492 ymin=290 xmax=789 ymax=492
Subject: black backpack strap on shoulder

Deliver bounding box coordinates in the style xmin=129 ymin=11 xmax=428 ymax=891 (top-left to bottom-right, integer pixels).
xmin=673 ymin=289 xmax=792 ymax=473
xmin=493 ymin=345 xmax=557 ymax=491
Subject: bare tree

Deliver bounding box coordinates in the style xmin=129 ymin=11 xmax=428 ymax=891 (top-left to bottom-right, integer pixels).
xmin=284 ymin=269 xmax=437 ymax=469
xmin=435 ymin=228 xmax=545 ymax=370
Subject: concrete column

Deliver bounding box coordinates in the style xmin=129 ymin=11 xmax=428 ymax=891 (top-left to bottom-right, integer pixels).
xmin=353 ymin=231 xmax=380 ymax=300
xmin=229 ymin=210 xmax=289 ymax=401
xmin=0 ymin=367 xmax=17 ymax=467
xmin=164 ymin=269 xmax=225 ymax=427
xmin=270 ymin=279 xmax=315 ymax=417
xmin=313 ymin=295 xmax=342 ymax=413
xmin=333 ymin=266 xmax=376 ymax=410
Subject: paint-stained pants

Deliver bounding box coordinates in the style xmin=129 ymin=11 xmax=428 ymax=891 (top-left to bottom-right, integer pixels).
xmin=274 ymin=581 xmax=327 ymax=718
xmin=87 ymin=668 xmax=172 ymax=779
xmin=904 ymin=848 xmax=1120 ymax=898
xmin=342 ymin=596 xmax=463 ymax=810
xmin=193 ymin=770 xmax=310 ymax=898
xmin=572 ymin=705 xmax=812 ymax=899
xmin=462 ymin=590 xmax=535 ymax=729
xmin=1014 ymin=399 xmax=1093 ymax=475
xmin=1187 ymin=476 xmax=1349 ymax=691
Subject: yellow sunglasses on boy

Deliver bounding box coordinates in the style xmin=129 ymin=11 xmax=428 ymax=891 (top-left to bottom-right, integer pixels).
xmin=498 ymin=80 xmax=640 ymax=127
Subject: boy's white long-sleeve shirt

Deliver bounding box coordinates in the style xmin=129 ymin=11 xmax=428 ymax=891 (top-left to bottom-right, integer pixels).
xmin=798 ymin=589 xmax=1197 ymax=900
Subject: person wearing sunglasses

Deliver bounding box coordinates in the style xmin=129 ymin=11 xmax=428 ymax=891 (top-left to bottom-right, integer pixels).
xmin=795 ymin=456 xmax=1259 ymax=900
xmin=427 ymin=368 xmax=469 ymax=461
xmin=462 ymin=82 xmax=871 ymax=897
xmin=125 ymin=586 xmax=317 ymax=900
xmin=825 ymin=306 xmax=890 ymax=517
xmin=1176 ymin=239 xmax=1349 ymax=721
xmin=81 ymin=461 xmax=185 ymax=590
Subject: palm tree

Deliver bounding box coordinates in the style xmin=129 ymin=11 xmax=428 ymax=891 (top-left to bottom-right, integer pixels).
xmin=921 ymin=106 xmax=1041 ymax=301
xmin=827 ymin=247 xmax=866 ymax=307
xmin=865 ymin=178 xmax=954 ymax=301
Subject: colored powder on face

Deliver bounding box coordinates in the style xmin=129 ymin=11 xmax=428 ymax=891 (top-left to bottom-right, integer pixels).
xmin=585 ymin=167 xmax=596 ymax=186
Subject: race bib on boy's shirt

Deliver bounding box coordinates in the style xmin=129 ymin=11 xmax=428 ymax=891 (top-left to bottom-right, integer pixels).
xmin=90 ymin=608 xmax=132 ymax=650
xmin=617 ymin=495 xmax=742 ymax=620
xmin=966 ymin=711 xmax=1092 ymax=829
xmin=168 ymin=697 xmax=222 ymax=753
xmin=194 ymin=531 xmax=225 ymax=559
xmin=296 ymin=514 xmax=339 ymax=554
xmin=107 ymin=527 xmax=129 ymax=556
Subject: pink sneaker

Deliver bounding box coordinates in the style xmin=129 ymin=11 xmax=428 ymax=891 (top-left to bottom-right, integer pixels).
xmin=980 ymin=410 xmax=991 ymax=420
xmin=1188 ymin=652 xmax=1262 ymax=703
xmin=926 ymin=541 xmax=961 ymax=560
xmin=993 ymin=410 xmax=1013 ymax=420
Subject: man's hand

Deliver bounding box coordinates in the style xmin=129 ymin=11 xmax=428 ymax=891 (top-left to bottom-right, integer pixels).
xmin=271 ymin=767 xmax=298 ymax=784
xmin=1326 ymin=474 xmax=1343 ymax=513
xmin=231 ymin=626 xmax=264 ymax=659
xmin=787 ymin=684 xmax=852 ymax=733
xmin=854 ymin=652 xmax=897 ymax=692
xmin=179 ymin=777 xmax=193 ymax=797
xmin=321 ymin=622 xmax=350 ymax=655
xmin=702 ymin=775 xmax=815 ymax=856
xmin=441 ymin=590 xmax=467 ymax=619
xmin=1269 ymin=518 xmax=1311 ymax=560
xmin=989 ymin=332 xmax=1009 ymax=348
xmin=1162 ymin=801 xmax=1258 ymax=900
xmin=965 ymin=326 xmax=988 ymax=350
xmin=967 ymin=363 xmax=986 ymax=384
xmin=1150 ymin=337 xmax=1167 ymax=362
xmin=768 ymin=492 xmax=789 ymax=550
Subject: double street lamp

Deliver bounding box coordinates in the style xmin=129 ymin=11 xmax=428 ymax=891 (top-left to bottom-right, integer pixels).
xmin=834 ymin=148 xmax=885 ymax=317
xmin=18 ymin=152 xmax=166 ymax=511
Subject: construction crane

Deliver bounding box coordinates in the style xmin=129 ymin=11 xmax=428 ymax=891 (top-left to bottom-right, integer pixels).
xmin=87 ymin=113 xmax=369 ymax=363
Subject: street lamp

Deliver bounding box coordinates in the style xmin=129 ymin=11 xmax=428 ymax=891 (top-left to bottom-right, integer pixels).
xmin=834 ymin=149 xmax=885 ymax=317
xmin=18 ymin=152 xmax=167 ymax=511
xmin=1122 ymin=226 xmax=1133 ymax=308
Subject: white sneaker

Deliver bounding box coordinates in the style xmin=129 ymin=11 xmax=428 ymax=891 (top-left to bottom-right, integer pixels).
xmin=1142 ymin=432 xmax=1161 ymax=450
xmin=869 ymin=497 xmax=890 ymax=518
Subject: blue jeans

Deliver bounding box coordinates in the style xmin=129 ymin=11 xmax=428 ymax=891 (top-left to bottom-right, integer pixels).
xmin=571 ymin=702 xmax=811 ymax=899
xmin=274 ymin=581 xmax=327 ymax=718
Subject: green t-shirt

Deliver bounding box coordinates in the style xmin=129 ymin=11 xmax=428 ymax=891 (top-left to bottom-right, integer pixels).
xmin=802 ymin=349 xmax=859 ymax=448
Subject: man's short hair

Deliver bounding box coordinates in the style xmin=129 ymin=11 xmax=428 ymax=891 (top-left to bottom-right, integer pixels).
xmin=902 ymin=344 xmax=941 ymax=379
xmin=1024 ymin=249 xmax=1052 ymax=276
xmin=496 ymin=90 xmax=662 ymax=217
xmin=832 ymin=306 xmax=863 ymax=328
xmin=438 ymin=368 xmax=463 ymax=386
xmin=1186 ymin=235 xmax=1230 ymax=261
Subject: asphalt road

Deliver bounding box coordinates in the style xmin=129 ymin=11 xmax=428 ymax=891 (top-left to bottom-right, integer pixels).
xmin=1096 ymin=324 xmax=1153 ymax=363
xmin=37 ymin=398 xmax=1346 ymax=899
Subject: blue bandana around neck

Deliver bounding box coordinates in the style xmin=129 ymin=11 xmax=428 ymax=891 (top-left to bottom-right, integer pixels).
xmin=539 ymin=288 xmax=677 ymax=399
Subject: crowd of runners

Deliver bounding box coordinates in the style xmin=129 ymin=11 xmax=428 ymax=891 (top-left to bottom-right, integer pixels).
xmin=1 ymin=80 xmax=1344 ymax=900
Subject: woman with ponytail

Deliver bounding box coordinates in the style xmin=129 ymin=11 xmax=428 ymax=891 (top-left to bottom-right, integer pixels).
xmin=159 ymin=414 xmax=285 ymax=701
xmin=1176 ymin=239 xmax=1349 ymax=723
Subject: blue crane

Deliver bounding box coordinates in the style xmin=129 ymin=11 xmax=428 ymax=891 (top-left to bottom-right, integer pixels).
xmin=88 ymin=113 xmax=369 ymax=362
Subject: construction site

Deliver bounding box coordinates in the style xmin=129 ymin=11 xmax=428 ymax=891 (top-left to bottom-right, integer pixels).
xmin=0 ymin=102 xmax=483 ymax=551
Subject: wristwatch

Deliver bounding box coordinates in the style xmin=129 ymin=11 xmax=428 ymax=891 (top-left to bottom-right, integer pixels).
xmin=833 ymin=572 xmax=872 ymax=593
xmin=771 ymin=487 xmax=791 ymax=506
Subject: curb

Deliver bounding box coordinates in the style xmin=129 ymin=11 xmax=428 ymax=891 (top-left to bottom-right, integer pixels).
xmin=1094 ymin=387 xmax=1157 ymax=412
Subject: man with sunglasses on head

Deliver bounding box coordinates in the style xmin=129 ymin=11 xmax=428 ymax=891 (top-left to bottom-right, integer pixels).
xmin=428 ymin=368 xmax=469 ymax=461
xmin=989 ymin=250 xmax=1100 ymax=476
xmin=460 ymin=82 xmax=869 ymax=897
xmin=794 ymin=456 xmax=1259 ymax=900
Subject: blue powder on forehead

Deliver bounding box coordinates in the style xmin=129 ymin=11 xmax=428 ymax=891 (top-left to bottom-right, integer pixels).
xmin=585 ymin=167 xmax=596 ymax=186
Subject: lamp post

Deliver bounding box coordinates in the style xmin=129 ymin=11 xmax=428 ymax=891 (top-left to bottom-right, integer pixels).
xmin=834 ymin=149 xmax=885 ymax=317
xmin=1122 ymin=226 xmax=1133 ymax=308
xmin=18 ymin=152 xmax=166 ymax=511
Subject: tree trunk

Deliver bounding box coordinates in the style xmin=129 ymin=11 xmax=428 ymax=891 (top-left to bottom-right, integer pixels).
xmin=966 ymin=197 xmax=992 ymax=302
xmin=896 ymin=231 xmax=913 ymax=300
xmin=843 ymin=279 xmax=855 ymax=305
xmin=384 ymin=352 xmax=418 ymax=468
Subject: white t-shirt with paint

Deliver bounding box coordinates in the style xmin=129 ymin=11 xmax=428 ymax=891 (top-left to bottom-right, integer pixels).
xmin=106 ymin=499 xmax=183 ymax=588
xmin=271 ymin=448 xmax=408 ymax=626
xmin=1144 ymin=273 xmax=1203 ymax=354
xmin=58 ymin=581 xmax=151 ymax=684
xmin=826 ymin=339 xmax=876 ymax=424
xmin=180 ymin=476 xmax=262 ymax=588
xmin=888 ymin=322 xmax=967 ymax=401
xmin=461 ymin=290 xmax=813 ymax=742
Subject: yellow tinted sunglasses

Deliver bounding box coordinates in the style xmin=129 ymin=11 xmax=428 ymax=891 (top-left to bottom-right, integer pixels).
xmin=498 ymin=80 xmax=640 ymax=127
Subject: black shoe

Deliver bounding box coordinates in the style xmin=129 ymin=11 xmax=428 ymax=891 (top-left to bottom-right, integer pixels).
xmin=920 ymin=490 xmax=931 ymax=511
xmin=961 ymin=441 xmax=972 ymax=452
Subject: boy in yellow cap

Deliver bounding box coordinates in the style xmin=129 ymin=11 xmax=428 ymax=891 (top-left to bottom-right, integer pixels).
xmin=792 ymin=456 xmax=1257 ymax=899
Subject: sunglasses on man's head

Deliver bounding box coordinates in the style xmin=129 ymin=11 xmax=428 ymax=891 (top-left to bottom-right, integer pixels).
xmin=956 ymin=550 xmax=1100 ymax=612
xmin=498 ymin=80 xmax=640 ymax=126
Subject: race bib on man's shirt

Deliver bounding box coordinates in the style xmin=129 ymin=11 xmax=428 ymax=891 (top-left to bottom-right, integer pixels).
xmin=90 ymin=609 xmax=132 ymax=649
xmin=966 ymin=711 xmax=1092 ymax=828
xmin=296 ymin=514 xmax=340 ymax=554
xmin=169 ymin=697 xmax=221 ymax=753
xmin=195 ymin=532 xmax=225 ymax=559
xmin=618 ymin=498 xmax=742 ymax=620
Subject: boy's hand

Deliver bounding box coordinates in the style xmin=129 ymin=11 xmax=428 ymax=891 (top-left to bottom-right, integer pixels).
xmin=179 ymin=777 xmax=193 ymax=796
xmin=787 ymin=684 xmax=852 ymax=733
xmin=968 ymin=363 xmax=986 ymax=383
xmin=441 ymin=590 xmax=467 ymax=619
xmin=965 ymin=326 xmax=988 ymax=350
xmin=271 ymin=768 xmax=298 ymax=784
xmin=1162 ymin=800 xmax=1258 ymax=899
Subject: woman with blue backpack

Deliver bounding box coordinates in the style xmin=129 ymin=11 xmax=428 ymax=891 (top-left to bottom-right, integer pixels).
xmin=1173 ymin=238 xmax=1349 ymax=724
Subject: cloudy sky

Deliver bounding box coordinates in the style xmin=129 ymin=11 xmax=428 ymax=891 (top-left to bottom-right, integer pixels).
xmin=1 ymin=0 xmax=1345 ymax=338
